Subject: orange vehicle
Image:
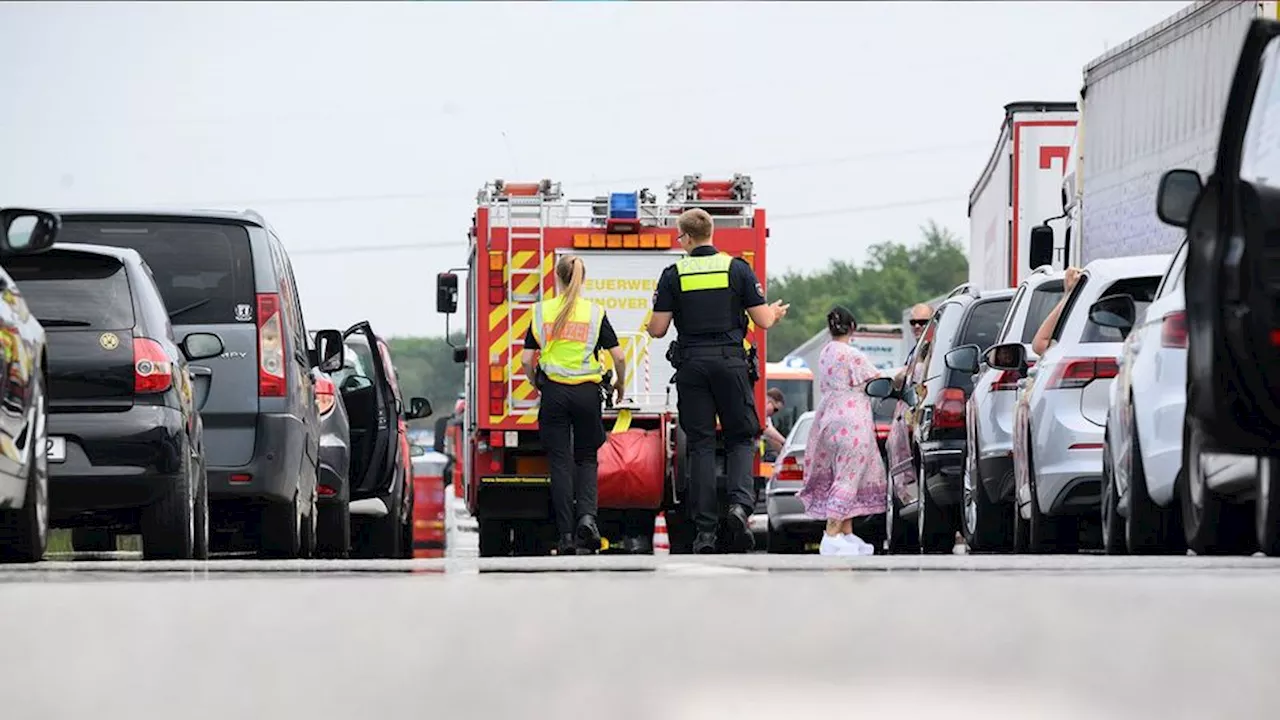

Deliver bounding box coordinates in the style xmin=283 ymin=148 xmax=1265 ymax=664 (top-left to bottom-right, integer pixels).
xmin=435 ymin=175 xmax=769 ymax=556
xmin=760 ymin=360 xmax=815 ymax=477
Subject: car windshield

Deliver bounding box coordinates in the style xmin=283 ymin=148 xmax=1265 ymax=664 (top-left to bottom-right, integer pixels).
xmin=768 ymin=377 xmax=812 ymax=439
xmin=335 ymin=337 xmax=376 ymax=391
xmin=1020 ymin=280 xmax=1065 ymax=344
xmin=787 ymin=415 xmax=814 ymax=448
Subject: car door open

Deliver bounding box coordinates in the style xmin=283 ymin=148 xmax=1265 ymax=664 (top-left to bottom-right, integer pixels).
xmin=340 ymin=321 xmax=396 ymax=498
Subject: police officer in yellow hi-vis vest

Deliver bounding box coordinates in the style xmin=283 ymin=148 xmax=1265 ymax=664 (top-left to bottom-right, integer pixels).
xmin=647 ymin=208 xmax=789 ymax=554
xmin=521 ymin=255 xmax=626 ymax=556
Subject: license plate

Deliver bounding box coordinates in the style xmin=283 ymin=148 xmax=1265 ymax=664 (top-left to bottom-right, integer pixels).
xmin=46 ymin=437 xmax=66 ymax=463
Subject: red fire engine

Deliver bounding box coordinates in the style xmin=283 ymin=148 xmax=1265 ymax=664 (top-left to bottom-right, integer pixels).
xmin=435 ymin=174 xmax=768 ymax=556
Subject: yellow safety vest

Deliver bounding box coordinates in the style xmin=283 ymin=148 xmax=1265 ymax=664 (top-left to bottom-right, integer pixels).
xmin=531 ymin=295 xmax=605 ymax=385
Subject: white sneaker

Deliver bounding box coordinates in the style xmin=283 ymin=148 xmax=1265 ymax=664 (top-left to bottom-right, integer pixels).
xmin=818 ymin=534 xmax=849 ymax=556
xmin=842 ymin=533 xmax=876 ymax=556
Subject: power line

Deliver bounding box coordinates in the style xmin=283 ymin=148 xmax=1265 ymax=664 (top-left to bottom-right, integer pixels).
xmin=150 ymin=142 xmax=990 ymax=210
xmin=289 ymin=194 xmax=967 ymax=257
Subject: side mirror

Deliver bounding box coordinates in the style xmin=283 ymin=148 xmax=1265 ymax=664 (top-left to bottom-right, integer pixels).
xmin=432 ymin=416 xmax=449 ymax=454
xmin=437 ymin=273 xmax=459 ymax=314
xmin=180 ymin=332 xmax=224 ymax=361
xmin=1028 ymin=224 xmax=1055 ymax=269
xmin=985 ymin=342 xmax=1028 ymax=373
xmin=944 ymin=344 xmax=981 ymax=374
xmin=406 ymin=396 xmax=433 ymax=420
xmin=0 ymin=208 xmax=59 ymax=256
xmin=314 ymin=329 xmax=344 ymax=373
xmin=452 ymin=347 xmax=468 ymax=364
xmin=864 ymin=376 xmax=897 ymax=399
xmin=1089 ymin=293 xmax=1137 ymax=330
xmin=1156 ymin=169 xmax=1202 ymax=229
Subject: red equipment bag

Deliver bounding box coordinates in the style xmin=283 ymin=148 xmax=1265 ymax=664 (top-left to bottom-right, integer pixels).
xmin=597 ymin=428 xmax=665 ymax=509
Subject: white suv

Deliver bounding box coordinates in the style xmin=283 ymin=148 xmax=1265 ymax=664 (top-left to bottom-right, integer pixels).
xmin=988 ymin=255 xmax=1171 ymax=553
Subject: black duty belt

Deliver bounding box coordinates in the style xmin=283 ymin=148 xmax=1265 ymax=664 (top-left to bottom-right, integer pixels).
xmin=681 ymin=345 xmax=747 ymax=359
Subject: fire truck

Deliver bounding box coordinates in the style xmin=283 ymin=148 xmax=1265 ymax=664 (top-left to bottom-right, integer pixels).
xmin=435 ymin=175 xmax=769 ymax=556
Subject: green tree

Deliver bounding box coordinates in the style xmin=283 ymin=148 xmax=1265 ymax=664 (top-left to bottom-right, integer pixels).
xmin=764 ymin=220 xmax=968 ymax=361
xmin=387 ymin=334 xmax=466 ymax=429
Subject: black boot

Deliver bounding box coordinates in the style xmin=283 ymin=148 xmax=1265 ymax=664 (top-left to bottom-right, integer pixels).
xmin=576 ymin=514 xmax=601 ymax=553
xmin=692 ymin=531 xmax=718 ymax=554
xmin=557 ymin=534 xmax=577 ymax=556
xmin=725 ymin=504 xmax=755 ymax=553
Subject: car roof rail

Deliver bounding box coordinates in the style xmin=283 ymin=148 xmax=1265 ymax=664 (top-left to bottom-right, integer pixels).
xmin=1031 ymin=264 xmax=1057 ymax=275
xmin=945 ymin=282 xmax=976 ymax=299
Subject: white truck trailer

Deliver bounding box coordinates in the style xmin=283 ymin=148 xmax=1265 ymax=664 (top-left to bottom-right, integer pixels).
xmin=967 ymin=102 xmax=1079 ymax=291
xmin=1048 ymin=0 xmax=1280 ymax=268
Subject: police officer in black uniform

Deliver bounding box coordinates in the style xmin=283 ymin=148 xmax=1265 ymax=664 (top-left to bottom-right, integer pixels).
xmin=646 ymin=208 xmax=789 ymax=554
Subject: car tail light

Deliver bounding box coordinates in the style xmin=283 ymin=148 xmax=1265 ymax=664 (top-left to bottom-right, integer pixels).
xmin=257 ymin=293 xmax=286 ymax=397
xmin=318 ymin=484 xmax=337 ymax=497
xmin=314 ymin=375 xmax=336 ymax=416
xmin=777 ymin=455 xmax=803 ymax=481
xmin=133 ymin=337 xmax=173 ymax=395
xmin=1161 ymin=310 xmax=1187 ymax=348
xmin=1045 ymin=357 xmax=1119 ymax=390
xmin=991 ymin=360 xmax=1034 ymax=392
xmin=876 ymin=423 xmax=890 ymax=441
xmin=934 ymin=387 xmax=966 ymax=429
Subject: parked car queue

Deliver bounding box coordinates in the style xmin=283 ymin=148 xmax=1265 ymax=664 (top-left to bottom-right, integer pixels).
xmin=0 ymin=207 xmax=434 ymax=563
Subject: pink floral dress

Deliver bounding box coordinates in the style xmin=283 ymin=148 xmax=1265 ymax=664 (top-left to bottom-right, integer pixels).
xmin=798 ymin=341 xmax=888 ymax=520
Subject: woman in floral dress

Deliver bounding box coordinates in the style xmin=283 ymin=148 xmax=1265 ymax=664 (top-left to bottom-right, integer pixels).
xmin=798 ymin=306 xmax=887 ymax=556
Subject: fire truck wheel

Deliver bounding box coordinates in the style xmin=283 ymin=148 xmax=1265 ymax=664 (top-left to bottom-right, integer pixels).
xmin=478 ymin=519 xmax=512 ymax=557
xmin=665 ymin=509 xmax=695 ymax=554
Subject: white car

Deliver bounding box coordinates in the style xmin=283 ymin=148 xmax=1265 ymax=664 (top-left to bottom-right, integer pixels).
xmin=963 ymin=266 xmax=1065 ymax=551
xmin=990 ymin=254 xmax=1172 ymax=553
xmin=1100 ymin=238 xmax=1259 ymax=555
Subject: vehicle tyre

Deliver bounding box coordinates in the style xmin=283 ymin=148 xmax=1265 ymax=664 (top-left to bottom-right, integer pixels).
xmin=962 ymin=440 xmax=1012 ymax=553
xmin=665 ymin=506 xmax=696 ymax=555
xmin=400 ymin=478 xmax=414 ymax=559
xmin=1180 ymin=417 xmax=1256 ymax=555
xmin=1125 ymin=413 xmax=1181 ymax=555
xmin=142 ymin=446 xmax=196 ymax=560
xmin=259 ymin=487 xmax=303 ymax=559
xmin=316 ymin=488 xmax=351 ymax=560
xmin=1100 ymin=433 xmax=1126 ymax=555
xmin=884 ymin=463 xmax=917 ymax=554
xmin=72 ymin=528 xmax=116 ymax=553
xmin=1025 ymin=430 xmax=1077 ymax=554
xmin=193 ymin=454 xmax=210 ymax=560
xmin=1257 ymin=456 xmax=1280 ymax=556
xmin=766 ymin=524 xmax=796 ymax=554
xmin=0 ymin=377 xmax=49 ymax=564
xmin=301 ymin=484 xmax=318 ymax=559
xmin=367 ymin=474 xmax=405 ymax=559
xmin=478 ymin=518 xmax=511 ymax=557
xmin=917 ymin=464 xmax=952 ymax=554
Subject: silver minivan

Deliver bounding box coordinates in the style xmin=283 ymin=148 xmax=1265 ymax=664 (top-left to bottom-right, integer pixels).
xmin=54 ymin=209 xmax=342 ymax=558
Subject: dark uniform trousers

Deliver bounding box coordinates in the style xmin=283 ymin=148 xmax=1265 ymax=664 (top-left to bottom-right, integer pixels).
xmin=676 ymin=344 xmax=761 ymax=533
xmin=537 ymin=379 xmax=606 ymax=536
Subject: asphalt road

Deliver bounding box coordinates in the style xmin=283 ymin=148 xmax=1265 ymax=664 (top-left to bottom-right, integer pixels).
xmin=2 ymin=542 xmax=1279 ymax=719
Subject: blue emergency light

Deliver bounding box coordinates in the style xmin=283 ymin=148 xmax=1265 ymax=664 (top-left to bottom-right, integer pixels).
xmin=785 ymin=356 xmax=807 ymax=369
xmin=608 ymin=192 xmax=639 ymax=220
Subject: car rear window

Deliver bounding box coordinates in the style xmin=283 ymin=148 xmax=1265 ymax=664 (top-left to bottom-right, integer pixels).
xmin=1019 ymin=280 xmax=1065 ymax=344
xmin=6 ymin=251 xmax=134 ymax=330
xmin=923 ymin=303 xmax=964 ymax=379
xmin=58 ymin=220 xmax=255 ymax=325
xmin=957 ymin=298 xmax=1011 ymax=352
xmin=1080 ymin=276 xmax=1162 ymax=343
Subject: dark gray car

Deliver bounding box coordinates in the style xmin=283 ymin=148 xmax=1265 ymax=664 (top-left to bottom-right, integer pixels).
xmin=53 ymin=210 xmax=341 ymax=558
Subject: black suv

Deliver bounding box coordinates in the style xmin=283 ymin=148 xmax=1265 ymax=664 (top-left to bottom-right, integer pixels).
xmin=6 ymin=244 xmax=226 ymax=559
xmin=867 ymin=285 xmax=1014 ymax=553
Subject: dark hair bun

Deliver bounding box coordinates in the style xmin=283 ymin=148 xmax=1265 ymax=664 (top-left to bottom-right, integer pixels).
xmin=827 ymin=306 xmax=856 ymax=336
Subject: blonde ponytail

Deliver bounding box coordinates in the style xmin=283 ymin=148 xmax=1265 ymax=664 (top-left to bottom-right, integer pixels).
xmin=551 ymin=255 xmax=585 ymax=340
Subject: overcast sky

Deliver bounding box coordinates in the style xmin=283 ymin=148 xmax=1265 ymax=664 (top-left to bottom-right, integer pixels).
xmin=0 ymin=0 xmax=1187 ymax=338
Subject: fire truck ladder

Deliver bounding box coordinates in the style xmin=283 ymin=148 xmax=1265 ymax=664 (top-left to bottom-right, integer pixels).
xmin=501 ymin=185 xmax=553 ymax=411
